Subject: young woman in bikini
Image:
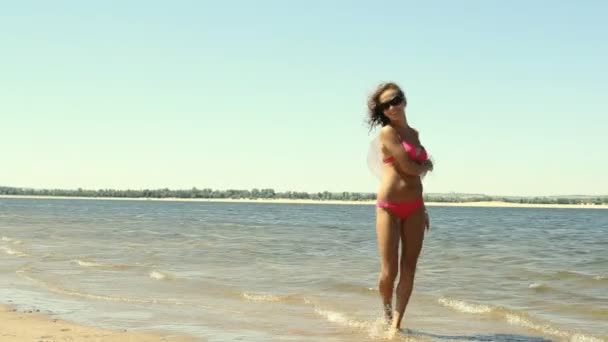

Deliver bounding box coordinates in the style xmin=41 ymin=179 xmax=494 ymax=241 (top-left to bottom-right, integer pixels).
xmin=367 ymin=82 xmax=433 ymax=332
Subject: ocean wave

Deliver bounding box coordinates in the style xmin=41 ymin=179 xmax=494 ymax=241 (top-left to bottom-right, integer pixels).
xmin=526 ymin=281 xmax=605 ymax=305
xmin=313 ymin=306 xmax=390 ymax=339
xmin=555 ymin=270 xmax=607 ymax=283
xmin=148 ymin=270 xmax=174 ymax=281
xmin=319 ymin=279 xmax=378 ymax=295
xmin=286 ymin=296 xmax=387 ymax=336
xmin=75 ymin=259 xmax=104 ymax=267
xmin=242 ymin=292 xmax=283 ymax=303
xmin=314 ymin=307 xmax=370 ymax=329
xmin=311 ymin=304 xmax=429 ymax=341
xmin=438 ymin=297 xmax=605 ymax=341
xmin=438 ymin=298 xmax=494 ymax=314
xmin=569 ymin=334 xmax=606 ymax=342
xmin=1 ymin=246 xmax=28 ymax=257
xmin=1 ymin=236 xmax=23 ymax=245
xmin=73 ymin=261 xmax=174 ymax=280
xmin=72 ymin=259 xmax=135 ymax=270
xmin=17 ymin=270 xmax=184 ymax=305
xmin=528 ymin=282 xmax=548 ymax=290
xmin=504 ymin=313 xmax=569 ymax=338
xmin=241 ymin=292 xmax=303 ymax=304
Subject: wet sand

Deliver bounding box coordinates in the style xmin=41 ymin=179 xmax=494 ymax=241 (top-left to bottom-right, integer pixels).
xmin=0 ymin=304 xmax=198 ymax=342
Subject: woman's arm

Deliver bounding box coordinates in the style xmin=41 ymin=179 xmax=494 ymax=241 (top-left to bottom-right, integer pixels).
xmin=379 ymin=126 xmax=432 ymax=176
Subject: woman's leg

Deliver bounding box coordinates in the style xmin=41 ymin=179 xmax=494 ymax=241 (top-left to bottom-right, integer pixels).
xmin=375 ymin=207 xmax=400 ymax=322
xmin=391 ymin=205 xmax=426 ymax=330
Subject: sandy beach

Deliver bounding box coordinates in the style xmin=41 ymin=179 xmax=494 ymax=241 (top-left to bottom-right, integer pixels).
xmin=0 ymin=305 xmax=197 ymax=342
xmin=1 ymin=195 xmax=607 ymax=209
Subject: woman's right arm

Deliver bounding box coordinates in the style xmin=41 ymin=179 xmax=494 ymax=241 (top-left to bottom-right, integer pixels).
xmin=379 ymin=126 xmax=431 ymax=176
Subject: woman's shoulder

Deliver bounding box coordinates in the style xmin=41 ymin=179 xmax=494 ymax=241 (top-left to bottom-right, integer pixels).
xmin=380 ymin=126 xmax=402 ymax=146
xmin=379 ymin=125 xmax=398 ymax=138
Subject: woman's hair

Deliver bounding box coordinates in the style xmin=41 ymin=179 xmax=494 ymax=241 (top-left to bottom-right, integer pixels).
xmin=366 ymin=82 xmax=405 ymax=130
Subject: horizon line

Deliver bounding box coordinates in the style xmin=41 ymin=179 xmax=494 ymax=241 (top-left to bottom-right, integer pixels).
xmin=1 ymin=185 xmax=606 ymax=199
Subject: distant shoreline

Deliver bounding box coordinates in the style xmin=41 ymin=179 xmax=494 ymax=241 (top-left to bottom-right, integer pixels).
xmin=1 ymin=195 xmax=607 ymax=209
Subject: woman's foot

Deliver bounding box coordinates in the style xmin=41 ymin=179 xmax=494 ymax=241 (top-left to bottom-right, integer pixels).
xmin=383 ymin=304 xmax=393 ymax=324
xmin=387 ymin=326 xmax=405 ymax=339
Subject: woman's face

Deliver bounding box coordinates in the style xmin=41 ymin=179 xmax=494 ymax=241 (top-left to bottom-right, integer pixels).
xmin=379 ymin=89 xmax=406 ymax=120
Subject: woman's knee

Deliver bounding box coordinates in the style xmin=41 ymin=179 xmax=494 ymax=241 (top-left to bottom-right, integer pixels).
xmin=379 ymin=266 xmax=398 ymax=284
xmin=400 ymin=257 xmax=419 ymax=277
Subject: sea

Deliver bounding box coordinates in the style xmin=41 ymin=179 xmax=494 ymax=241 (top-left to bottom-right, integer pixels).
xmin=0 ymin=198 xmax=606 ymax=341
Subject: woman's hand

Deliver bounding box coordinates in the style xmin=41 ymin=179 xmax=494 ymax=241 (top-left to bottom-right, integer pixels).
xmin=424 ymin=209 xmax=430 ymax=231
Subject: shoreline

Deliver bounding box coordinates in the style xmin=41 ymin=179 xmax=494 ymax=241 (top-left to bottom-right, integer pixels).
xmin=1 ymin=194 xmax=607 ymax=209
xmin=0 ymin=304 xmax=197 ymax=342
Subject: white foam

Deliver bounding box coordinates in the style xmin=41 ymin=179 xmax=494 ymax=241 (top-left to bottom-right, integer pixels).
xmin=1 ymin=246 xmax=28 ymax=257
xmin=438 ymin=298 xmax=493 ymax=314
xmin=72 ymin=259 xmax=134 ymax=270
xmin=15 ymin=266 xmax=31 ymax=273
xmin=528 ymin=282 xmax=545 ymax=289
xmin=75 ymin=259 xmax=104 ymax=267
xmin=313 ymin=307 xmax=424 ymax=340
xmin=149 ymin=270 xmax=172 ymax=280
xmin=558 ymin=270 xmax=606 ymax=282
xmin=569 ymin=333 xmax=605 ymax=342
xmin=505 ymin=313 xmax=569 ymax=337
xmin=306 ymin=298 xmax=411 ymax=341
xmin=314 ymin=307 xmax=370 ymax=329
xmin=1 ymin=236 xmax=22 ymax=244
xmin=242 ymin=292 xmax=281 ymax=303
xmin=19 ymin=272 xmax=183 ymax=305
xmin=438 ymin=297 xmax=604 ymax=342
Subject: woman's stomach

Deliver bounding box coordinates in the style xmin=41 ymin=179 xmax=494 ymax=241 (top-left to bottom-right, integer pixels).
xmin=377 ymin=170 xmax=423 ymax=201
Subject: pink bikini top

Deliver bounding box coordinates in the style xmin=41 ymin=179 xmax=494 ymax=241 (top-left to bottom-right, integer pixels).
xmin=383 ymin=140 xmax=428 ymax=164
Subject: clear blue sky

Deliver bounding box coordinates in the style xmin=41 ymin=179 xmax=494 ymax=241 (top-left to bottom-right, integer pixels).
xmin=2 ymin=1 xmax=606 ymax=196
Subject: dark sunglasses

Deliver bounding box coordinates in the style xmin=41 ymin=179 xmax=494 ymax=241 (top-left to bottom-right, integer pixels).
xmin=379 ymin=95 xmax=405 ymax=110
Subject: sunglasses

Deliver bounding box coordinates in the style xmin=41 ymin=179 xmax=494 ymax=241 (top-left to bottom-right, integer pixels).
xmin=379 ymin=95 xmax=405 ymax=111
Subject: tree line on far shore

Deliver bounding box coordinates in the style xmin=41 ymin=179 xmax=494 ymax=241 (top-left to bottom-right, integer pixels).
xmin=1 ymin=186 xmax=607 ymax=205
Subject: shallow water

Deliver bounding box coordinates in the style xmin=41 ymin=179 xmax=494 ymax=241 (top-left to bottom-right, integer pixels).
xmin=1 ymin=198 xmax=606 ymax=341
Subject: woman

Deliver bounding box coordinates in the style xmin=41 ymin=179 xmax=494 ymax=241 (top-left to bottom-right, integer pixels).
xmin=367 ymin=82 xmax=433 ymax=332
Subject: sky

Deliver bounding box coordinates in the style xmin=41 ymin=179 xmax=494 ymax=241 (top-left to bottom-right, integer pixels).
xmin=1 ymin=1 xmax=607 ymax=196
